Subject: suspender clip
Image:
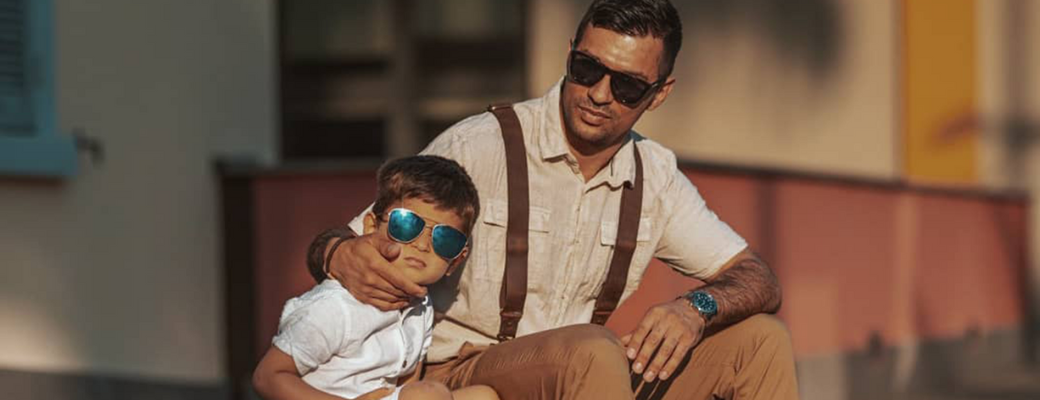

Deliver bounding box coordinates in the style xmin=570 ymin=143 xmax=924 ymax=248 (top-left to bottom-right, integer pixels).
xmin=500 ymin=310 xmax=523 ymax=319
xmin=590 ymin=310 xmax=613 ymax=325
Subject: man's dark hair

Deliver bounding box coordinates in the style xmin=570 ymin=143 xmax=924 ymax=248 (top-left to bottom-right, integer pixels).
xmin=372 ymin=155 xmax=480 ymax=234
xmin=573 ymin=0 xmax=683 ymax=79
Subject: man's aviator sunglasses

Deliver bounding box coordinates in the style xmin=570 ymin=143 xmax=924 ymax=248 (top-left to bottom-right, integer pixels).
xmin=383 ymin=208 xmax=468 ymax=260
xmin=567 ymin=49 xmax=665 ymax=107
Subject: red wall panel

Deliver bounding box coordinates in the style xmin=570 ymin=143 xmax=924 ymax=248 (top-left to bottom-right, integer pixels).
xmin=252 ymin=173 xmax=377 ymax=357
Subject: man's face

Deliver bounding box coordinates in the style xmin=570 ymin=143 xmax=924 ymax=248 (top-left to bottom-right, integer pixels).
xmin=560 ymin=25 xmax=675 ymax=155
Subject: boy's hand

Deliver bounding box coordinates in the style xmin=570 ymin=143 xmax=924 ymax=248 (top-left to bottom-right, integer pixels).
xmin=327 ymin=233 xmax=427 ymax=311
xmin=353 ymin=387 xmax=395 ymax=400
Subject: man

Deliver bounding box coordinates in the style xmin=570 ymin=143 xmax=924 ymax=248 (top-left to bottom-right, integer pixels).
xmin=307 ymin=1 xmax=798 ymax=398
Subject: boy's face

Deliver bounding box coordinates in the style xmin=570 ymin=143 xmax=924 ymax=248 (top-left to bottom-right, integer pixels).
xmin=364 ymin=197 xmax=469 ymax=287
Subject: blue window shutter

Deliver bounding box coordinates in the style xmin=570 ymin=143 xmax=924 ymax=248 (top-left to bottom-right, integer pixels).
xmin=0 ymin=0 xmax=34 ymax=134
xmin=0 ymin=0 xmax=75 ymax=177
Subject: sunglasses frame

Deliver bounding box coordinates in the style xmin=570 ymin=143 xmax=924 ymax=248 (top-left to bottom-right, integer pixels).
xmin=566 ymin=49 xmax=666 ymax=107
xmin=383 ymin=207 xmax=469 ymax=261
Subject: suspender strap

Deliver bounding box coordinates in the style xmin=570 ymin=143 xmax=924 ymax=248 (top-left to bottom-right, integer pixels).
xmin=488 ymin=104 xmax=529 ymax=341
xmin=590 ymin=142 xmax=644 ymax=325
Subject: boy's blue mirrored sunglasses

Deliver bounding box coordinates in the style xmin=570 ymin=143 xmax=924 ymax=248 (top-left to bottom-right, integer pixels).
xmin=386 ymin=208 xmax=468 ymax=260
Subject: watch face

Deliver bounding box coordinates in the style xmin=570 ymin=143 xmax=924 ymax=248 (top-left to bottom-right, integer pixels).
xmin=692 ymin=291 xmax=718 ymax=316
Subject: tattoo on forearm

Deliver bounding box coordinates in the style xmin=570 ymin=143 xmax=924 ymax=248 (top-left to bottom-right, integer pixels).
xmin=305 ymin=227 xmax=355 ymax=283
xmin=701 ymin=256 xmax=782 ymax=329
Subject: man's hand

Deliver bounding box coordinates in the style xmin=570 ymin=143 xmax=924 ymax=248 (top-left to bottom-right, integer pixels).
xmin=327 ymin=233 xmax=426 ymax=311
xmin=620 ymin=298 xmax=705 ymax=383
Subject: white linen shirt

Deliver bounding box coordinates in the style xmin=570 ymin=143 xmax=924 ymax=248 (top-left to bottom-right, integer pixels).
xmin=273 ymin=279 xmax=433 ymax=398
xmin=349 ymin=79 xmax=747 ymax=362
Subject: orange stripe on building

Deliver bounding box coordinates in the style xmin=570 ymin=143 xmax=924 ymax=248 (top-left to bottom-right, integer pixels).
xmin=903 ymin=0 xmax=978 ymax=184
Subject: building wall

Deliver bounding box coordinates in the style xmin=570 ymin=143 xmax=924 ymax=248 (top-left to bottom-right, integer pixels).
xmin=978 ymin=1 xmax=1040 ymax=362
xmin=977 ymin=0 xmax=1040 ymax=190
xmin=0 ymin=0 xmax=276 ymax=383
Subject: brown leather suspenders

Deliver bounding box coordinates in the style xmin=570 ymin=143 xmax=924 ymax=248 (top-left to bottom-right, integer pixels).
xmin=591 ymin=137 xmax=644 ymax=325
xmin=487 ymin=104 xmax=643 ymax=340
xmin=488 ymin=105 xmax=530 ymax=340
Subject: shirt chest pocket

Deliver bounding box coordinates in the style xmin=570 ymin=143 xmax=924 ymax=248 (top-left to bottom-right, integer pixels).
xmin=581 ymin=217 xmax=653 ymax=296
xmin=599 ymin=217 xmax=653 ymax=245
xmin=478 ymin=199 xmax=552 ymax=293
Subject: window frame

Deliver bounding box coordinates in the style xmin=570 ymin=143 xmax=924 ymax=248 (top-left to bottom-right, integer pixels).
xmin=0 ymin=0 xmax=76 ymax=178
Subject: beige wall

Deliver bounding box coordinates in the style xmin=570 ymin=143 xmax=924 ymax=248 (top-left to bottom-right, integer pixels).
xmin=529 ymin=0 xmax=898 ymax=179
xmin=0 ymin=0 xmax=275 ymax=383
xmin=978 ymin=1 xmax=1040 ymax=360
xmin=978 ymin=0 xmax=1010 ymax=190
xmin=978 ymin=0 xmax=1040 ymax=190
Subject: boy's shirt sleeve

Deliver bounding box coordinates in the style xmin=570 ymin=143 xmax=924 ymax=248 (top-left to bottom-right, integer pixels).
xmin=272 ymin=296 xmax=357 ymax=375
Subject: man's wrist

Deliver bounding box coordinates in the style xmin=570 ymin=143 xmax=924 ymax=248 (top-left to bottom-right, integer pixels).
xmin=306 ymin=227 xmax=358 ymax=283
xmin=679 ymin=289 xmax=718 ymax=325
xmin=323 ymin=230 xmax=357 ymax=259
xmin=673 ymin=297 xmax=705 ymax=323
xmin=323 ymin=230 xmax=358 ymax=277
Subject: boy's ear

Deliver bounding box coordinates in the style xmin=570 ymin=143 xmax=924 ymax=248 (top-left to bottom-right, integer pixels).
xmin=363 ymin=211 xmax=378 ymax=235
xmin=446 ymin=246 xmax=468 ymax=276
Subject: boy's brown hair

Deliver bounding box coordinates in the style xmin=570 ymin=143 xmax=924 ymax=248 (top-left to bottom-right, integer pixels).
xmin=372 ymin=155 xmax=480 ymax=234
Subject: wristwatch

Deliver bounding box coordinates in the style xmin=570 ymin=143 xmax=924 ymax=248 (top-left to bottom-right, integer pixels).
xmin=682 ymin=290 xmax=718 ymax=322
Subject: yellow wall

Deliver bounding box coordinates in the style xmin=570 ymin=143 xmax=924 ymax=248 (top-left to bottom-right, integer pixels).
xmin=903 ymin=0 xmax=978 ymax=184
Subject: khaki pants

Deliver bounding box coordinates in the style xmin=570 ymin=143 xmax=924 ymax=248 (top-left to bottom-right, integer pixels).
xmin=423 ymin=314 xmax=798 ymax=400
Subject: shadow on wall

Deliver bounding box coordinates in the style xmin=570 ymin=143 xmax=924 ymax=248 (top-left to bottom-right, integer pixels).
xmin=679 ymin=0 xmax=844 ymax=80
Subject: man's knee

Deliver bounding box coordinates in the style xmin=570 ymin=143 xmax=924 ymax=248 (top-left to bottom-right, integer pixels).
xmin=724 ymin=314 xmax=793 ymax=354
xmin=550 ymin=324 xmax=628 ymax=367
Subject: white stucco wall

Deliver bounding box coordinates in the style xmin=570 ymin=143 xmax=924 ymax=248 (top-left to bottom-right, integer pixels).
xmin=0 ymin=0 xmax=276 ymax=382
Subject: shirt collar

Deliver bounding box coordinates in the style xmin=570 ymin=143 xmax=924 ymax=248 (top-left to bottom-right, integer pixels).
xmin=537 ymin=78 xmax=572 ymax=160
xmin=538 ymin=77 xmax=640 ymax=188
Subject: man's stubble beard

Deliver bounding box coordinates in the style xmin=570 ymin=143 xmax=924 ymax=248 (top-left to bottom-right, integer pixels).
xmin=561 ymin=97 xmax=625 ymax=156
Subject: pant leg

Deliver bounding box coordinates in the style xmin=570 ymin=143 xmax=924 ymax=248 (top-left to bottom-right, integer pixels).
xmin=424 ymin=324 xmax=634 ymax=400
xmin=636 ymin=314 xmax=799 ymax=400
xmin=424 ymin=314 xmax=798 ymax=400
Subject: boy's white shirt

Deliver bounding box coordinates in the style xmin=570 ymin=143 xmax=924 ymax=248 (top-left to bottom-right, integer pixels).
xmin=273 ymin=279 xmax=433 ymax=399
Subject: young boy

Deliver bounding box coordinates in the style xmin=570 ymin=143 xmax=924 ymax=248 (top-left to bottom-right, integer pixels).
xmin=253 ymin=156 xmax=497 ymax=400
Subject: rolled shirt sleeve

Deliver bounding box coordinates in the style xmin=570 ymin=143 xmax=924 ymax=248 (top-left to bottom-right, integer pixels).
xmin=654 ymin=168 xmax=748 ymax=280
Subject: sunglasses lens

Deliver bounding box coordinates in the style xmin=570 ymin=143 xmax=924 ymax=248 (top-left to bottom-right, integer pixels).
xmin=388 ymin=209 xmax=425 ymax=242
xmin=611 ymin=73 xmax=651 ymax=105
xmin=569 ymin=53 xmax=606 ymax=86
xmin=432 ymin=225 xmax=467 ymax=260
